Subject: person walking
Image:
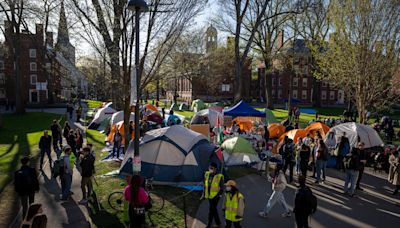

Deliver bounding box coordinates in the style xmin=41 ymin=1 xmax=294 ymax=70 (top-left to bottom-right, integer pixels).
xmin=299 ymin=144 xmax=311 ymax=178
xmin=14 ymin=157 xmax=39 ymax=219
xmin=76 ymin=106 xmax=82 ymax=123
xmin=202 ymin=162 xmax=224 ymax=228
xmin=124 ymin=175 xmax=149 ymax=228
xmin=259 ymin=164 xmax=291 ymax=218
xmin=63 ymin=122 xmax=71 ymax=142
xmin=355 ymin=142 xmax=366 ymax=191
xmin=294 ymin=175 xmax=316 ymax=228
xmin=295 ymin=138 xmax=303 ymax=175
xmin=388 ymin=149 xmax=400 ymax=195
xmin=282 ymin=138 xmax=295 ymax=183
xmin=79 ymin=147 xmax=95 ymax=204
xmin=61 ymin=146 xmax=73 ymax=201
xmin=222 ymin=180 xmax=245 ymax=228
xmin=338 ymin=132 xmax=350 ymax=171
xmin=39 ymin=130 xmax=52 ymax=171
xmin=67 ymin=102 xmax=74 ymax=120
xmin=67 ymin=130 xmax=77 ymax=157
xmin=112 ymin=129 xmax=123 ymax=159
xmin=315 ymin=140 xmax=329 ymax=184
xmin=343 ymin=148 xmax=360 ymax=197
xmin=50 ymin=120 xmax=61 ymax=154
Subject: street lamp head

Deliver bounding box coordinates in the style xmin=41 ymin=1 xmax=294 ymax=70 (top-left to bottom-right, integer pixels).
xmin=127 ymin=0 xmax=149 ymax=12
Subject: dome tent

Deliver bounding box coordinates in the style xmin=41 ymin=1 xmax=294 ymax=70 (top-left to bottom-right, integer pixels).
xmin=88 ymin=106 xmax=116 ymax=129
xmin=119 ymin=125 xmax=220 ymax=184
xmin=325 ymin=122 xmax=384 ymax=148
xmin=191 ymin=99 xmax=207 ymax=112
xmin=268 ymin=123 xmax=285 ymax=138
xmin=305 ymin=122 xmax=330 ymax=138
xmin=221 ymin=136 xmax=260 ymax=166
xmin=191 ymin=109 xmax=223 ymax=128
xmin=223 ymin=100 xmax=265 ymax=118
xmin=110 ymin=111 xmax=135 ymax=126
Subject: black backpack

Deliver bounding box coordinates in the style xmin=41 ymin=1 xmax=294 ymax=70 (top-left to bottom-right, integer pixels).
xmin=302 ymin=187 xmax=317 ymax=215
xmin=343 ymin=154 xmax=356 ymax=170
xmin=283 ymin=143 xmax=293 ymax=160
xmin=52 ymin=159 xmax=64 ymax=178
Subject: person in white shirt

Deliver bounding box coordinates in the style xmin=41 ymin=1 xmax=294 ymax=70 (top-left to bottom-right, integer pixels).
xmin=259 ymin=165 xmax=291 ymax=218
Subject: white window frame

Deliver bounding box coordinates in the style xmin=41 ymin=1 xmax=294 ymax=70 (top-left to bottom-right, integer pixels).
xmin=221 ymin=84 xmax=230 ymax=92
xmin=302 ymin=90 xmax=307 ymax=100
xmin=278 ymin=78 xmax=282 ymax=86
xmin=330 ymin=91 xmax=335 ymax=100
xmin=30 ymin=62 xmax=37 ymax=71
xmin=293 ymin=89 xmax=298 ymax=99
xmin=30 ymin=74 xmax=37 ymax=85
xmin=0 ymin=60 xmax=4 ymax=70
xmin=302 ymin=78 xmax=308 ymax=87
xmin=29 ymin=49 xmax=37 ymax=58
xmin=29 ymin=89 xmax=40 ymax=103
xmin=321 ymin=91 xmax=327 ymax=100
xmin=0 ymin=88 xmax=5 ymax=98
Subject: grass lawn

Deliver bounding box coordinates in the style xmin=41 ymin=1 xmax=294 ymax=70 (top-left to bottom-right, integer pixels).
xmin=0 ymin=112 xmax=64 ymax=227
xmin=85 ymin=100 xmax=105 ymax=109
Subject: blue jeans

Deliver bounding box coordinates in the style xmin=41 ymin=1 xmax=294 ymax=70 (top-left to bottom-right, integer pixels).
xmin=113 ymin=144 xmax=121 ymax=158
xmin=316 ymin=160 xmax=327 ymax=182
xmin=344 ymin=170 xmax=359 ymax=195
xmin=61 ymin=173 xmax=72 ymax=199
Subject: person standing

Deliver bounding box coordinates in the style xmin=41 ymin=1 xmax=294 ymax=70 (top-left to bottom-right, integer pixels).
xmin=51 ymin=120 xmax=61 ymax=154
xmin=315 ymin=140 xmax=329 ymax=184
xmin=79 ymin=147 xmax=95 ymax=204
xmin=294 ymin=175 xmax=316 ymax=228
xmin=63 ymin=122 xmax=71 ymax=142
xmin=343 ymin=148 xmax=360 ymax=197
xmin=299 ymin=144 xmax=311 ymax=178
xmin=338 ymin=132 xmax=350 ymax=171
xmin=259 ymin=165 xmax=291 ymax=218
xmin=76 ymin=106 xmax=82 ymax=123
xmin=388 ymin=150 xmax=400 ymax=195
xmin=67 ymin=102 xmax=73 ymax=120
xmin=124 ymin=175 xmax=149 ymax=228
xmin=112 ymin=129 xmax=123 ymax=159
xmin=295 ymin=138 xmax=303 ymax=175
xmin=222 ymin=180 xmax=245 ymax=228
xmin=61 ymin=146 xmax=73 ymax=201
xmin=355 ymin=142 xmax=366 ymax=191
xmin=68 ymin=130 xmax=77 ymax=157
xmin=282 ymin=138 xmax=295 ymax=183
xmin=76 ymin=129 xmax=84 ymax=153
xmin=14 ymin=157 xmax=39 ymax=219
xmin=202 ymin=162 xmax=224 ymax=228
xmin=39 ymin=130 xmax=52 ymax=171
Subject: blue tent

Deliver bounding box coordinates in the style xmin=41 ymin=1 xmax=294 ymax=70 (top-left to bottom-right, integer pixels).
xmin=223 ymin=100 xmax=265 ymax=118
xmin=120 ymin=126 xmax=220 ymax=184
xmin=283 ymin=98 xmax=301 ymax=104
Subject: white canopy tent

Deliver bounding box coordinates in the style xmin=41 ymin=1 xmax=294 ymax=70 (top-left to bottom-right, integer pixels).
xmin=110 ymin=111 xmax=135 ymax=126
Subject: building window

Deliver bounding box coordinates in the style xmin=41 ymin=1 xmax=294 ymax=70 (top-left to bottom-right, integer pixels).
xmin=0 ymin=88 xmax=5 ymax=98
xmin=330 ymin=91 xmax=335 ymax=100
xmin=322 ymin=81 xmax=327 ymax=87
xmin=29 ymin=49 xmax=37 ymax=58
xmin=30 ymin=74 xmax=37 ymax=85
xmin=293 ymin=77 xmax=298 ymax=87
xmin=0 ymin=60 xmax=4 ymax=70
xmin=272 ymin=89 xmax=276 ymax=98
xmin=321 ymin=90 xmax=327 ymax=100
xmin=278 ymin=78 xmax=282 ymax=86
xmin=302 ymin=90 xmax=307 ymax=100
xmin=272 ymin=78 xmax=276 ymax=86
xmin=302 ymin=78 xmax=308 ymax=87
xmin=30 ymin=62 xmax=37 ymax=71
xmin=293 ymin=90 xmax=298 ymax=99
xmin=0 ymin=73 xmax=4 ymax=85
xmin=222 ymin=84 xmax=230 ymax=92
xmin=278 ymin=89 xmax=282 ymax=99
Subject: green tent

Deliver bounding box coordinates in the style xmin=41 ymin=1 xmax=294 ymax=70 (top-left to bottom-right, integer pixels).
xmin=221 ymin=136 xmax=260 ymax=166
xmin=265 ymin=108 xmax=277 ymax=124
xmin=191 ymin=99 xmax=206 ymax=112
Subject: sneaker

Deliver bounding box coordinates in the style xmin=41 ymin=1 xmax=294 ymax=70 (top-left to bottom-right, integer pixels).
xmin=282 ymin=212 xmax=292 ymax=217
xmin=356 ymin=187 xmax=364 ymax=191
xmin=79 ymin=199 xmax=88 ymax=204
xmin=258 ymin=211 xmax=268 ymax=218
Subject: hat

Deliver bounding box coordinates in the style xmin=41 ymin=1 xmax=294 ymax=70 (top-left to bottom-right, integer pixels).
xmin=225 ymin=180 xmax=236 ymax=187
xmin=63 ymin=145 xmax=71 ymax=150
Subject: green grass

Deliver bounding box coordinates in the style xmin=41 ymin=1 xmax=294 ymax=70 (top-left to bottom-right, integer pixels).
xmin=85 ymin=100 xmax=104 ymax=109
xmin=175 ymin=111 xmax=195 ymax=118
xmin=270 ymin=108 xmax=342 ymax=128
xmin=0 ymin=112 xmax=64 ymax=192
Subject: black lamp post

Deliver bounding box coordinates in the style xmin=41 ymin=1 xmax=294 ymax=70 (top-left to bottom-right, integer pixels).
xmin=127 ymin=0 xmax=148 ymax=159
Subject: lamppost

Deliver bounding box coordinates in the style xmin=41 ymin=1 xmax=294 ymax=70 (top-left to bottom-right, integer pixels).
xmin=127 ymin=0 xmax=148 ymax=161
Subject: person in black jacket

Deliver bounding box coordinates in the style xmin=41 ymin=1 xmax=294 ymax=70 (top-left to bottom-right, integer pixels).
xmin=79 ymin=147 xmax=95 ymax=204
xmin=294 ymin=175 xmax=313 ymax=228
xmin=68 ymin=130 xmax=77 ymax=157
xmin=14 ymin=157 xmax=39 ymax=218
xmin=51 ymin=120 xmax=62 ymax=155
xmin=39 ymin=130 xmax=52 ymax=170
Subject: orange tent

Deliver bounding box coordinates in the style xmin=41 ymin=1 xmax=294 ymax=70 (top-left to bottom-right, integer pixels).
xmin=145 ymin=104 xmax=158 ymax=112
xmin=232 ymin=117 xmax=253 ymax=132
xmin=107 ymin=121 xmax=134 ymax=145
xmin=278 ymin=129 xmax=308 ymax=144
xmin=268 ymin=123 xmax=285 ymax=138
xmin=305 ymin=122 xmax=330 ymax=138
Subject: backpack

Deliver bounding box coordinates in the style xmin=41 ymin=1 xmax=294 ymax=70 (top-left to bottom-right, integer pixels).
xmin=343 ymin=154 xmax=356 ymax=170
xmin=301 ymin=187 xmax=317 ymax=215
xmin=52 ymin=158 xmax=64 ymax=178
xmin=283 ymin=144 xmax=293 ymax=160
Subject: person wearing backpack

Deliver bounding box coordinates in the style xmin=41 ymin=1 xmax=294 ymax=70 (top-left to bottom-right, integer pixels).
xmin=343 ymin=148 xmax=360 ymax=197
xmin=259 ymin=164 xmax=291 ymax=218
xmin=315 ymin=140 xmax=329 ymax=184
xmin=294 ymin=175 xmax=317 ymax=228
xmin=14 ymin=156 xmax=39 ymax=219
xmin=282 ymin=138 xmax=295 ymax=183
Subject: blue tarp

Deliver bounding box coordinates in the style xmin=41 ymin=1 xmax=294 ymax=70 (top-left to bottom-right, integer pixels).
xmin=299 ymin=108 xmax=317 ymax=114
xmin=223 ymin=100 xmax=265 ymax=118
xmin=283 ymin=98 xmax=301 ymax=104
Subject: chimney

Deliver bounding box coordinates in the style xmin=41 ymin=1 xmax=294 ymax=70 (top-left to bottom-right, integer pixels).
xmin=46 ymin=32 xmax=54 ymax=47
xmin=277 ymin=30 xmax=284 ymax=49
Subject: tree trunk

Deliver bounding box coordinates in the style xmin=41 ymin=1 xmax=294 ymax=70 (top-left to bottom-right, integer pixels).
xmin=234 ymin=59 xmax=242 ymax=103
xmin=312 ymin=78 xmax=321 ymax=107
xmin=123 ymin=68 xmax=131 ymax=150
xmin=264 ymin=60 xmax=273 ymax=109
xmin=13 ymin=31 xmax=25 ymax=114
xmin=109 ymin=46 xmax=121 ymax=109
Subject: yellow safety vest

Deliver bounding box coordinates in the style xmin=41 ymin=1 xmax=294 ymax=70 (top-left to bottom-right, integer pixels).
xmin=204 ymin=172 xmax=223 ymax=199
xmin=225 ymin=192 xmax=244 ymax=222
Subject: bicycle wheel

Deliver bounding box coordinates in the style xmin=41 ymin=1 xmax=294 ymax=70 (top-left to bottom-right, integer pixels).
xmin=108 ymin=191 xmax=124 ymax=211
xmin=148 ymin=191 xmax=165 ymax=213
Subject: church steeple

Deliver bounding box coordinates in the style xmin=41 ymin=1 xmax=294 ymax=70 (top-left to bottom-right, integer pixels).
xmin=55 ymin=0 xmax=75 ymax=65
xmin=205 ymin=24 xmax=217 ymax=54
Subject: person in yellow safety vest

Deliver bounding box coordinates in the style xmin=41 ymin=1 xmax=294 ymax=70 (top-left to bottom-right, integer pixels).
xmin=222 ymin=180 xmax=245 ymax=228
xmin=202 ymin=162 xmax=224 ymax=228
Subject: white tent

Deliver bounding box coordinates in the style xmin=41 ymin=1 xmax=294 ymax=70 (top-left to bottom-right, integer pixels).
xmin=110 ymin=111 xmax=135 ymax=126
xmin=325 ymin=122 xmax=384 ymax=148
xmin=190 ymin=109 xmax=223 ymax=128
xmin=88 ymin=107 xmax=116 ymax=129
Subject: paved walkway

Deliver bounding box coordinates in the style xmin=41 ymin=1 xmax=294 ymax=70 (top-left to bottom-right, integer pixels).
xmin=11 ymin=103 xmax=92 ymax=228
xmin=192 ymin=168 xmax=400 ymax=228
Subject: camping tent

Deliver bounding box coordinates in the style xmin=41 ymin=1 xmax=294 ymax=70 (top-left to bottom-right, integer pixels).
xmin=179 ymin=103 xmax=189 ymax=111
xmin=232 ymin=117 xmax=253 ymax=132
xmin=268 ymin=123 xmax=285 ymax=138
xmin=191 ymin=109 xmax=223 ymax=128
xmin=97 ymin=117 xmax=111 ymax=131
xmin=221 ymin=136 xmax=260 ymax=166
xmin=110 ymin=111 xmax=135 ymax=126
xmin=305 ymin=122 xmax=330 ymax=138
xmin=191 ymin=99 xmax=206 ymax=112
xmin=166 ymin=114 xmax=182 ymax=126
xmin=223 ymin=100 xmax=265 ymax=118
xmin=104 ymin=102 xmax=113 ymax=108
xmin=107 ymin=121 xmax=134 ymax=145
xmin=88 ymin=106 xmax=116 ymax=129
xmin=325 ymin=122 xmax=384 ymax=148
xmin=145 ymin=104 xmax=158 ymax=112
xmin=279 ymin=129 xmax=307 ymax=143
xmin=119 ymin=125 xmax=220 ymax=184
xmin=265 ymin=108 xmax=277 ymax=124
xmin=146 ymin=113 xmax=163 ymax=124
